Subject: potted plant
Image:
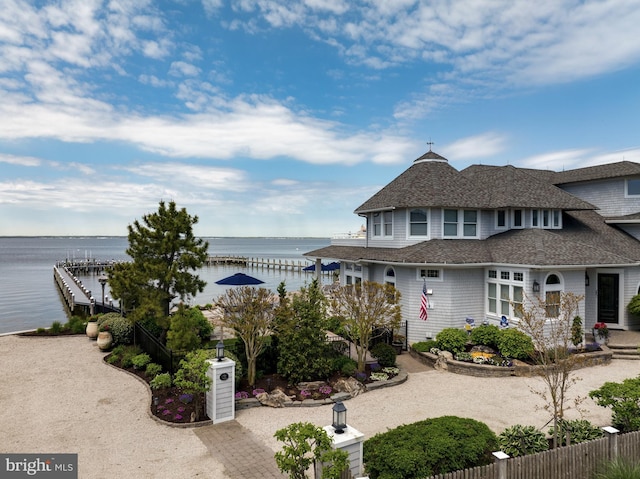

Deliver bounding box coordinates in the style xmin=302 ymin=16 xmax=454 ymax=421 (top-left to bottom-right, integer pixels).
xmin=85 ymin=317 xmax=99 ymax=339
xmin=592 ymin=322 xmax=609 ymax=344
xmin=392 ymin=334 xmax=405 ymax=355
xmin=97 ymin=323 xmax=113 ymax=351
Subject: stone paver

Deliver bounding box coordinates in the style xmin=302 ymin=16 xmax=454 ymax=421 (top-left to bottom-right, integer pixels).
xmin=195 ymin=421 xmax=287 ymax=479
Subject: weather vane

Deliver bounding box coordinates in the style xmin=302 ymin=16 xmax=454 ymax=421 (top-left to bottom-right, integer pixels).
xmin=426 ymin=139 xmax=434 ymax=151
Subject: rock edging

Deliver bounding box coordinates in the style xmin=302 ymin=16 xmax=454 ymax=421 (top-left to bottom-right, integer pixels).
xmin=410 ymin=346 xmax=613 ymax=378
xmin=236 ymin=368 xmax=409 ymax=409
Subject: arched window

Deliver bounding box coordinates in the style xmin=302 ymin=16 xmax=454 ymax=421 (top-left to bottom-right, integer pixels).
xmin=384 ymin=267 xmax=396 ymax=286
xmin=545 ymin=273 xmax=563 ymax=318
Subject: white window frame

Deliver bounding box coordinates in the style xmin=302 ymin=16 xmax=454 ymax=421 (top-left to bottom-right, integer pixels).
xmin=443 ymin=208 xmax=479 ymax=238
xmin=372 ymin=211 xmax=393 ymax=238
xmin=407 ymin=208 xmax=430 ymax=238
xmin=384 ymin=266 xmax=396 ymax=286
xmin=512 ymin=209 xmax=524 ymax=229
xmin=626 ymin=178 xmax=640 ymax=197
xmin=495 ymin=210 xmax=507 ymax=230
xmin=416 ymin=268 xmax=443 ymax=282
xmin=487 ymin=268 xmax=525 ymax=320
xmin=531 ymin=209 xmax=562 ymax=229
xmin=544 ymin=272 xmax=564 ymax=318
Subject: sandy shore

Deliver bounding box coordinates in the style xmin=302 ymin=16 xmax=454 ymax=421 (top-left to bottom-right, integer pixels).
xmin=2 ymin=334 xmax=640 ymax=478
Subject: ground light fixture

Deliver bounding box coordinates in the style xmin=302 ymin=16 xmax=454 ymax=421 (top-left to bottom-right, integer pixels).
xmin=332 ymin=401 xmax=347 ymax=434
xmin=216 ymin=340 xmax=225 ymax=361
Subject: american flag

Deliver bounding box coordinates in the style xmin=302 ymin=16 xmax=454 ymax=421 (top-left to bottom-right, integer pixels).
xmin=419 ymin=279 xmax=428 ymax=321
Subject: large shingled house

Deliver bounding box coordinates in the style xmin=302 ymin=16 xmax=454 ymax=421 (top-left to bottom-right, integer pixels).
xmin=306 ymin=150 xmax=640 ymax=344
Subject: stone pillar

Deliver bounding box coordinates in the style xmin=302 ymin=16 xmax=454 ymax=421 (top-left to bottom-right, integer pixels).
xmin=321 ymin=424 xmax=365 ymax=478
xmin=206 ymin=358 xmax=235 ymax=424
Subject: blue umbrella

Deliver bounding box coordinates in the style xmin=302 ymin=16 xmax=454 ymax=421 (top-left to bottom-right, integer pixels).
xmin=303 ymin=262 xmax=340 ymax=272
xmin=215 ymin=272 xmax=264 ymax=285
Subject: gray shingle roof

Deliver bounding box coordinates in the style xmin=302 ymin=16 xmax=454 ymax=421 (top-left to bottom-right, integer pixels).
xmin=306 ymin=210 xmax=640 ymax=267
xmin=354 ymin=152 xmax=595 ymax=213
xmin=551 ymin=161 xmax=640 ymax=185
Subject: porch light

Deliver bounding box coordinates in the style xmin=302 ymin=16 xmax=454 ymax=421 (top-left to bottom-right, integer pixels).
xmin=585 ymin=273 xmax=590 ymax=287
xmin=332 ymin=402 xmax=347 ymax=434
xmin=216 ymin=340 xmax=225 ymax=362
xmin=532 ymin=280 xmax=540 ymax=293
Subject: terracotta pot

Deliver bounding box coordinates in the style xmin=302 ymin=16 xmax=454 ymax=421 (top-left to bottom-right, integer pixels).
xmin=86 ymin=321 xmax=99 ymax=339
xmin=97 ymin=331 xmax=113 ymax=351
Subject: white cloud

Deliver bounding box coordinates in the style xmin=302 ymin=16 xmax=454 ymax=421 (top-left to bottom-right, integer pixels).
xmin=519 ymin=147 xmax=640 ymax=171
xmin=169 ymin=61 xmax=201 ymax=77
xmin=0 ymin=153 xmax=41 ymax=167
xmin=443 ymin=132 xmax=508 ymax=161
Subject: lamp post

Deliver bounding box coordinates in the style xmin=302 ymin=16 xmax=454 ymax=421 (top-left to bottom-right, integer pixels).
xmin=216 ymin=339 xmax=225 ymax=361
xmin=332 ymin=402 xmax=347 ymax=434
xmin=98 ymin=274 xmax=108 ymax=313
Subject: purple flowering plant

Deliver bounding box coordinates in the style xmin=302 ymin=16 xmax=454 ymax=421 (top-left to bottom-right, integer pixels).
xmin=235 ymin=391 xmax=249 ymax=400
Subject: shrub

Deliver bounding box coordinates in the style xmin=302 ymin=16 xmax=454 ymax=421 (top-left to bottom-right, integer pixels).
xmin=627 ymin=294 xmax=640 ymax=317
xmin=340 ymin=359 xmax=357 ymax=377
xmin=131 ymin=353 xmax=151 ymax=370
xmin=119 ymin=345 xmax=143 ymax=368
xmin=498 ymin=424 xmax=548 ymax=457
xmin=548 ymin=419 xmax=603 ymax=446
xmin=96 ymin=312 xmax=122 ymax=329
xmin=593 ymin=457 xmax=640 ymax=479
xmin=436 ymin=328 xmax=468 ymax=354
xmin=99 ymin=314 xmax=134 ymax=346
xmin=589 ymin=377 xmax=640 ymax=432
xmin=470 ymin=325 xmax=500 ymax=348
xmin=496 ymin=328 xmax=534 ymax=360
xmin=149 ymin=372 xmax=172 ymax=390
xmin=145 ymin=362 xmax=162 ymax=377
xmin=363 ymin=416 xmax=498 ymax=478
xmin=571 ymin=315 xmax=584 ymax=348
xmin=370 ymin=342 xmax=397 ymax=367
xmin=412 ymin=340 xmax=438 ymax=352
xmin=50 ymin=321 xmax=63 ymax=334
xmin=66 ymin=315 xmax=86 ymax=334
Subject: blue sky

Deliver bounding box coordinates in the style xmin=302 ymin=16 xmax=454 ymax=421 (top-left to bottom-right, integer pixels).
xmin=1 ymin=0 xmax=640 ymax=237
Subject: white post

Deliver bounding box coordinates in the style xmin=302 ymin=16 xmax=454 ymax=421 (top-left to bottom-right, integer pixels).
xmin=206 ymin=358 xmax=235 ymax=424
xmin=492 ymin=451 xmax=509 ymax=479
xmin=603 ymin=426 xmax=620 ymax=460
xmin=321 ymin=424 xmax=365 ymax=478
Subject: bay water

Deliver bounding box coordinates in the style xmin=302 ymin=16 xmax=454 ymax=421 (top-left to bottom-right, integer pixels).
xmin=0 ymin=236 xmax=330 ymax=335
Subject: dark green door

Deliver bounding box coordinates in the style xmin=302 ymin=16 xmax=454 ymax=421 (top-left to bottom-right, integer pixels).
xmin=598 ymin=273 xmax=619 ymax=324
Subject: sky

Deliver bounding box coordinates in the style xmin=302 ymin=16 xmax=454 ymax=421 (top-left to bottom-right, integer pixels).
xmin=1 ymin=1 xmax=640 ymax=237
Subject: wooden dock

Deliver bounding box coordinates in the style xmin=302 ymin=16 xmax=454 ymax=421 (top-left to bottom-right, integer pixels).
xmin=206 ymin=255 xmax=320 ymax=273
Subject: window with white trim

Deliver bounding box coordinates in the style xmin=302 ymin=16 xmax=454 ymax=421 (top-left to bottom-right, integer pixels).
xmin=372 ymin=211 xmax=393 ymax=237
xmin=383 ymin=211 xmax=393 ymax=236
xmin=409 ymin=208 xmax=429 ymax=237
xmin=417 ymin=268 xmax=442 ymax=281
xmin=626 ymin=178 xmax=640 ymax=196
xmin=443 ymin=209 xmax=479 ymax=238
xmin=512 ymin=209 xmax=524 ymax=228
xmin=487 ymin=268 xmax=524 ymax=319
xmin=544 ymin=273 xmax=563 ymax=318
xmin=496 ymin=210 xmax=507 ymax=229
xmin=531 ymin=209 xmax=562 ymax=229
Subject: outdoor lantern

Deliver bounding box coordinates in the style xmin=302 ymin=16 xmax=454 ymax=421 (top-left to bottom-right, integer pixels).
xmin=216 ymin=340 xmax=225 ymax=362
xmin=532 ymin=280 xmax=540 ymax=293
xmin=585 ymin=273 xmax=590 ymax=287
xmin=332 ymin=401 xmax=347 ymax=434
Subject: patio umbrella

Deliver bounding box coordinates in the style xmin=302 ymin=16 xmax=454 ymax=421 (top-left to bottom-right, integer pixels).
xmin=215 ymin=272 xmax=264 ymax=285
xmin=325 ymin=261 xmax=341 ymax=271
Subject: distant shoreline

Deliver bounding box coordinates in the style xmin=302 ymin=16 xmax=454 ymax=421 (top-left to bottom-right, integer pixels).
xmin=0 ymin=235 xmax=330 ymax=239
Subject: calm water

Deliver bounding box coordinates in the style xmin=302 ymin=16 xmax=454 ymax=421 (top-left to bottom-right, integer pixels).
xmin=0 ymin=237 xmax=330 ymax=335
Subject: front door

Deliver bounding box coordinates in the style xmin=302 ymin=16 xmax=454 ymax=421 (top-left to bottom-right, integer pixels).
xmin=598 ymin=273 xmax=619 ymax=325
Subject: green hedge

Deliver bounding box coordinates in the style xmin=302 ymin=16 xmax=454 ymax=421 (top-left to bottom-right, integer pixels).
xmin=436 ymin=328 xmax=468 ymax=354
xmin=363 ymin=416 xmax=498 ymax=478
xmin=496 ymin=328 xmax=534 ymax=360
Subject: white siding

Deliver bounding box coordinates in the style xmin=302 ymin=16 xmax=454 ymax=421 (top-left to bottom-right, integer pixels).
xmin=561 ymin=179 xmax=640 ymax=216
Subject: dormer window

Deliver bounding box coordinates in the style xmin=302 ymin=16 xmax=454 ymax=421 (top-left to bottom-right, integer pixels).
xmin=626 ymin=178 xmax=640 ymax=196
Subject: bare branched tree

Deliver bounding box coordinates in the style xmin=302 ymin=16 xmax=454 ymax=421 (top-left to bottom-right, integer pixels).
xmin=517 ymin=291 xmax=586 ymax=448
xmin=329 ymin=281 xmax=402 ymax=372
xmin=216 ymin=286 xmax=276 ymax=387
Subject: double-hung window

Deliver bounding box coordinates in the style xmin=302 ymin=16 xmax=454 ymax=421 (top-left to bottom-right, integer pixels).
xmin=443 ymin=209 xmax=478 ymax=238
xmin=409 ymin=208 xmax=429 ymax=237
xmin=372 ymin=211 xmax=393 ymax=238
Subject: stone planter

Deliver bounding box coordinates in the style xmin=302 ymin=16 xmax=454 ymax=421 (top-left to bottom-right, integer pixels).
xmin=593 ymin=329 xmax=608 ymax=345
xmin=86 ymin=321 xmax=99 ymax=339
xmin=97 ymin=331 xmax=113 ymax=351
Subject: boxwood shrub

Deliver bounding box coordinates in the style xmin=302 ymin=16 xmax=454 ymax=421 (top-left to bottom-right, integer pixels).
xmin=496 ymin=328 xmax=534 ymax=360
xmin=470 ymin=324 xmax=500 ymax=349
xmin=370 ymin=342 xmax=397 ymax=367
xmin=363 ymin=416 xmax=498 ymax=479
xmin=436 ymin=328 xmax=468 ymax=354
xmin=412 ymin=340 xmax=438 ymax=352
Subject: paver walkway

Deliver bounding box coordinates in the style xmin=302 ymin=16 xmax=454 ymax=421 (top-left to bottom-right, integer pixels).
xmin=195 ymin=420 xmax=287 ymax=479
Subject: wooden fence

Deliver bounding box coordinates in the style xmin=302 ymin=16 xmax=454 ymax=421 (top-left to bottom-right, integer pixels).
xmin=424 ymin=428 xmax=639 ymax=479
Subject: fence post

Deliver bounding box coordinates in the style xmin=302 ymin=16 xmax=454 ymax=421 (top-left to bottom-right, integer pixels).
xmin=603 ymin=426 xmax=620 ymax=460
xmin=492 ymin=451 xmax=509 ymax=479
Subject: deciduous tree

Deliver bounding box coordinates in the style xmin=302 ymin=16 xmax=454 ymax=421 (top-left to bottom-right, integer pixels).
xmin=329 ymin=281 xmax=402 ymax=372
xmin=216 ymin=286 xmax=276 ymax=387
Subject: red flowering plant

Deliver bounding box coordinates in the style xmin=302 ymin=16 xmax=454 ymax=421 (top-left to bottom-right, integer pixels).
xmin=593 ymin=322 xmax=609 ymax=339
